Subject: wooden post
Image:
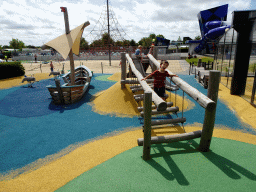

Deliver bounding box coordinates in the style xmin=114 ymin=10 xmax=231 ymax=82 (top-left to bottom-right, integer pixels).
xmin=198 ymin=70 xmax=221 ymax=152
xmin=143 ymin=91 xmax=152 ymax=160
xmin=101 ymin=62 xmax=103 ymax=74
xmin=54 ymin=79 xmax=64 ymax=104
xmin=121 ymin=52 xmax=126 ymax=89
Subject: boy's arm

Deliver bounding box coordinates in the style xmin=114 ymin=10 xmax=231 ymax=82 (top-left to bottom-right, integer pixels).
xmin=168 ymin=72 xmax=178 ymax=77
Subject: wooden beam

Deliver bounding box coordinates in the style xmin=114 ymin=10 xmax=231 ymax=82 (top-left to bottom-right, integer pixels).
xmin=138 ymin=130 xmax=202 ymax=146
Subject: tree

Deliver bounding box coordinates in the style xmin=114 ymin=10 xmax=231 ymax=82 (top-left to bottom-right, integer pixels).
xmin=101 ymin=33 xmax=114 ymax=46
xmin=177 ymin=36 xmax=182 ymax=41
xmin=194 ymin=35 xmax=201 ymax=40
xmin=139 ymin=37 xmax=152 ymax=47
xmin=26 ymin=45 xmax=36 ymax=49
xmin=80 ymin=37 xmax=89 ymax=50
xmin=2 ymin=45 xmax=10 ymax=49
xmin=115 ymin=40 xmax=123 ymax=46
xmin=130 ymin=39 xmax=136 ymax=46
xmin=149 ymin=34 xmax=156 ymax=39
xmin=90 ymin=39 xmax=102 ymax=47
xmin=122 ymin=40 xmax=130 ymax=46
xmin=9 ymin=38 xmax=25 ymax=50
xmin=157 ymin=34 xmax=165 ymax=39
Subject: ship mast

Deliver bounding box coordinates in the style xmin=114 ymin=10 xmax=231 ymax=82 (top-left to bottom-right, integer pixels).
xmin=60 ymin=7 xmax=75 ymax=85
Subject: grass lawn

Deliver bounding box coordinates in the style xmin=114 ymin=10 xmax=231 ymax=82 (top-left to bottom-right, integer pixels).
xmin=185 ymin=57 xmax=214 ymax=66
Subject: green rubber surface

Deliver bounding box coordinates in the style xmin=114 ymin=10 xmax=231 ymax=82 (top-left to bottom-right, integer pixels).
xmin=56 ymin=137 xmax=256 ymax=192
xmin=95 ymin=74 xmax=117 ymax=82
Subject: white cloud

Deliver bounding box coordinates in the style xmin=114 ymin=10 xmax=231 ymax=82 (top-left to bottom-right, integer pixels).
xmin=0 ymin=0 xmax=253 ymax=46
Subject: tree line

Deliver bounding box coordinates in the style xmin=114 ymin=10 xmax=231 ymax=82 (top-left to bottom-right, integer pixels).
xmin=0 ymin=34 xmax=202 ymax=52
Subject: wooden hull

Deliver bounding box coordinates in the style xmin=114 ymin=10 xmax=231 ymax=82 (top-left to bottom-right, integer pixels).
xmin=46 ymin=66 xmax=93 ymax=104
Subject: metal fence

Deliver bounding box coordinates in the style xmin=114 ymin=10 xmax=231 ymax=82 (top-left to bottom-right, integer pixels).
xmin=215 ymin=28 xmax=256 ymax=107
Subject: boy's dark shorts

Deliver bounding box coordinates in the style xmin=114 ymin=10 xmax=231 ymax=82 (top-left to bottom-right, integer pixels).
xmin=154 ymin=86 xmax=166 ymax=97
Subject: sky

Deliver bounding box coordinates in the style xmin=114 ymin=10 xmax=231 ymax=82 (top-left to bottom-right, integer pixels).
xmin=0 ymin=0 xmax=256 ymax=47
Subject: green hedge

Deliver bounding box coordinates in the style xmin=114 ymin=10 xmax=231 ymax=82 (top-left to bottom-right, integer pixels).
xmin=0 ymin=62 xmax=25 ymax=80
xmin=185 ymin=57 xmax=214 ymax=66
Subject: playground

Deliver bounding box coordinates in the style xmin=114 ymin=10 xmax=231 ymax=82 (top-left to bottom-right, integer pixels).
xmin=0 ymin=55 xmax=256 ymax=191
xmin=0 ymin=4 xmax=256 ymax=191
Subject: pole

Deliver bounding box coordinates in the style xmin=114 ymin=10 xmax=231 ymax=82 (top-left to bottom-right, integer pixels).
xmin=121 ymin=52 xmax=126 ymax=89
xmin=107 ymin=0 xmax=111 ymax=66
xmin=60 ymin=7 xmax=75 ymax=85
xmin=143 ymin=91 xmax=152 ymax=160
xmin=198 ymin=70 xmax=221 ymax=152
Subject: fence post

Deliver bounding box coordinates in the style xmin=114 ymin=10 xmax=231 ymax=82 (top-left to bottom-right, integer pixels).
xmin=198 ymin=58 xmax=202 ymax=67
xmin=198 ymin=70 xmax=221 ymax=152
xmin=121 ymin=52 xmax=126 ymax=89
xmin=143 ymin=91 xmax=152 ymax=160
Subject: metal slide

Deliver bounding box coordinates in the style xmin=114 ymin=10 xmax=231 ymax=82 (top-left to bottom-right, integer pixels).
xmin=132 ymin=58 xmax=147 ymax=77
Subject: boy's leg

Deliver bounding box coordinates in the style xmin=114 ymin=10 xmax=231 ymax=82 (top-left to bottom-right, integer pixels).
xmin=154 ymin=87 xmax=167 ymax=100
xmin=159 ymin=87 xmax=167 ymax=101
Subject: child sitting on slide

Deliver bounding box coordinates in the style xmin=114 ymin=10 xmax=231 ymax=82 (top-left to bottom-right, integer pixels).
xmin=141 ymin=60 xmax=178 ymax=101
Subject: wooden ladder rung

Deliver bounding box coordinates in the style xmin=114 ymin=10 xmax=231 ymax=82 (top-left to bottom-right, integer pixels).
xmin=134 ymin=93 xmax=168 ymax=101
xmin=151 ymin=117 xmax=186 ymax=126
xmin=137 ymin=130 xmax=202 ymax=146
xmin=140 ymin=106 xmax=179 ymax=116
xmin=137 ymin=102 xmax=173 ymax=112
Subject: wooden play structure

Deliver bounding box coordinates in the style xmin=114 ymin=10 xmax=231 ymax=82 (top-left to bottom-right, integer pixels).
xmin=120 ymin=48 xmax=221 ymax=160
xmin=46 ymin=65 xmax=92 ymax=104
xmin=44 ymin=7 xmax=92 ymax=105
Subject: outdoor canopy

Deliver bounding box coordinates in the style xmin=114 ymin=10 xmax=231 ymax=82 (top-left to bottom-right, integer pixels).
xmin=44 ymin=21 xmax=90 ymax=60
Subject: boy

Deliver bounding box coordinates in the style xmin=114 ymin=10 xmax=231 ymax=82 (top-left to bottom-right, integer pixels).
xmin=141 ymin=60 xmax=178 ymax=100
xmin=135 ymin=45 xmax=142 ymax=58
xmin=50 ymin=61 xmax=54 ymax=72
